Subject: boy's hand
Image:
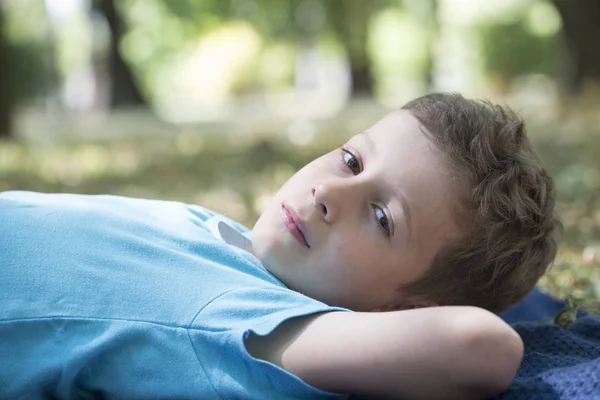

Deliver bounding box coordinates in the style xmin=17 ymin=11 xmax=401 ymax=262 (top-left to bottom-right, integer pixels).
xmin=245 ymin=306 xmax=523 ymax=400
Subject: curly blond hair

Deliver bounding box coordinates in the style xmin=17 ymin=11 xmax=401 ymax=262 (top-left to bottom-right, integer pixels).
xmin=401 ymin=93 xmax=562 ymax=313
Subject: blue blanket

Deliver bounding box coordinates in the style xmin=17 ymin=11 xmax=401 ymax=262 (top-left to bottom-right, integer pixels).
xmin=493 ymin=289 xmax=600 ymax=400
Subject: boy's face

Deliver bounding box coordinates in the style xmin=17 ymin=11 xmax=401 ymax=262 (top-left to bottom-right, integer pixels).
xmin=252 ymin=110 xmax=462 ymax=311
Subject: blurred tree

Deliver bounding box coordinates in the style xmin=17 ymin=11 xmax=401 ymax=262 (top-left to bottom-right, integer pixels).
xmin=552 ymin=0 xmax=600 ymax=95
xmin=326 ymin=0 xmax=376 ymax=96
xmin=161 ymin=0 xmax=390 ymax=97
xmin=92 ymin=0 xmax=146 ymax=108
xmin=0 ymin=1 xmax=58 ymax=137
xmin=423 ymin=0 xmax=439 ymax=91
xmin=0 ymin=5 xmax=12 ymax=138
xmin=402 ymin=0 xmax=438 ymax=91
xmin=479 ymin=16 xmax=558 ymax=91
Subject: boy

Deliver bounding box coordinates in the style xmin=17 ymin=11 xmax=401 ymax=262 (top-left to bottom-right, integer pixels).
xmin=0 ymin=93 xmax=560 ymax=400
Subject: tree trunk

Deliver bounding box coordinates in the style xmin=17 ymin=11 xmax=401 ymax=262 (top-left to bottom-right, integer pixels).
xmin=552 ymin=0 xmax=600 ymax=95
xmin=423 ymin=0 xmax=439 ymax=92
xmin=329 ymin=0 xmax=374 ymax=97
xmin=93 ymin=0 xmax=146 ymax=108
xmin=349 ymin=60 xmax=372 ymax=96
xmin=0 ymin=6 xmax=12 ymax=137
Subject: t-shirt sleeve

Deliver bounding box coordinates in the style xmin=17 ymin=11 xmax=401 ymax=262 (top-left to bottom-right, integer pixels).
xmin=188 ymin=286 xmax=350 ymax=400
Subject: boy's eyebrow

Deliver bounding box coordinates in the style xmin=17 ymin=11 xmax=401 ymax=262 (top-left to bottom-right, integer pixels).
xmin=361 ymin=131 xmax=412 ymax=240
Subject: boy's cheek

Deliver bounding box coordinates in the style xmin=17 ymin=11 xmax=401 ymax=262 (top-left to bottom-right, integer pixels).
xmin=330 ymin=233 xmax=369 ymax=266
xmin=317 ymin=243 xmax=363 ymax=280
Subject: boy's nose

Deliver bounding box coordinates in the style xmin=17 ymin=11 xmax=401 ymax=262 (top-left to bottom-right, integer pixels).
xmin=311 ymin=185 xmax=331 ymax=222
xmin=311 ymin=181 xmax=353 ymax=223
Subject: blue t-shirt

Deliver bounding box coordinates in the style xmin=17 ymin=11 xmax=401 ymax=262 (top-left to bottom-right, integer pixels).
xmin=0 ymin=191 xmax=348 ymax=400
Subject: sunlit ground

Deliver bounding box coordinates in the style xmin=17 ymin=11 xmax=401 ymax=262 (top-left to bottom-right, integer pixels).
xmin=2 ymin=111 xmax=599 ymax=314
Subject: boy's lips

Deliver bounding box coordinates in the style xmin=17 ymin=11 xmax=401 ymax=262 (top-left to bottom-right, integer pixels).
xmin=280 ymin=204 xmax=310 ymax=248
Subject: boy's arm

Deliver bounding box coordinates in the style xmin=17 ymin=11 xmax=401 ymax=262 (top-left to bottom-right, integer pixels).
xmin=245 ymin=306 xmax=523 ymax=400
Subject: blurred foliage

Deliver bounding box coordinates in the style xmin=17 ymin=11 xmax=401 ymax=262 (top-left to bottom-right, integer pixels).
xmin=6 ymin=41 xmax=58 ymax=103
xmin=1 ymin=119 xmax=600 ymax=313
xmin=158 ymin=0 xmax=392 ymax=43
xmin=154 ymin=0 xmax=394 ymax=95
xmin=1 ymin=0 xmax=575 ymax=112
xmin=480 ymin=19 xmax=558 ymax=81
xmin=478 ymin=1 xmax=561 ymax=84
xmin=2 ymin=0 xmax=59 ymax=104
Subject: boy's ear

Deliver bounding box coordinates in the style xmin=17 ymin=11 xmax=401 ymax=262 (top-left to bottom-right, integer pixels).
xmin=371 ymin=298 xmax=438 ymax=312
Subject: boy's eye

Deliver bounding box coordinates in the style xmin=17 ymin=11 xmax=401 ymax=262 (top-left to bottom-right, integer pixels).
xmin=372 ymin=205 xmax=391 ymax=237
xmin=341 ymin=148 xmax=361 ymax=174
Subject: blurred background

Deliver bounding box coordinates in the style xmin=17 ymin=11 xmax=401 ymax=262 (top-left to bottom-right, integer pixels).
xmin=1 ymin=0 xmax=599 ymax=310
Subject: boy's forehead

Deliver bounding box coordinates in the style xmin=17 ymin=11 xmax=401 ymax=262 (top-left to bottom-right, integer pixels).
xmin=360 ymin=110 xmax=433 ymax=153
xmin=367 ymin=110 xmax=424 ymax=138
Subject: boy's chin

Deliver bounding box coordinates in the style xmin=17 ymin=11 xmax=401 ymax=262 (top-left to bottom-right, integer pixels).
xmin=253 ymin=209 xmax=283 ymax=253
xmin=250 ymin=224 xmax=279 ymax=265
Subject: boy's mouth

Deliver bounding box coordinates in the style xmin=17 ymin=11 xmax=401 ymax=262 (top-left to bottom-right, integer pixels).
xmin=280 ymin=204 xmax=310 ymax=248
